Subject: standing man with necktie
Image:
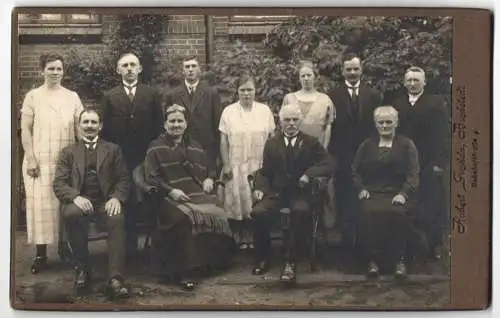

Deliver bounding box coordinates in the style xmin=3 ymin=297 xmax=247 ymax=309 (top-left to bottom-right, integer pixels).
xmin=391 ymin=66 xmax=450 ymax=260
xmin=327 ymin=52 xmax=382 ymax=248
xmin=165 ymin=56 xmax=223 ymax=172
xmin=100 ymin=52 xmax=164 ymax=259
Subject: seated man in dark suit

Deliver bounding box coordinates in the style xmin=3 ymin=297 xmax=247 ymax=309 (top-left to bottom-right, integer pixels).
xmin=251 ymin=104 xmax=335 ymax=283
xmin=53 ymin=108 xmax=131 ymax=299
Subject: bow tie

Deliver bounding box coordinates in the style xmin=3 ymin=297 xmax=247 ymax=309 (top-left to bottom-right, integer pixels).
xmin=124 ymin=84 xmax=137 ymax=89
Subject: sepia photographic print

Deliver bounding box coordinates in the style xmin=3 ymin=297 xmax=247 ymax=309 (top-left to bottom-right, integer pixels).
xmin=10 ymin=7 xmax=491 ymax=311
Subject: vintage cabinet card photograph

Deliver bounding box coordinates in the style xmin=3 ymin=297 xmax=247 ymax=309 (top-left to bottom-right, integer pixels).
xmin=10 ymin=7 xmax=492 ymax=311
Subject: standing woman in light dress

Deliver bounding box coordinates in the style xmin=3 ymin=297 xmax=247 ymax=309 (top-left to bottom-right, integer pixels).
xmin=20 ymin=52 xmax=84 ymax=274
xmin=219 ymin=75 xmax=276 ymax=250
xmin=281 ymin=61 xmax=337 ymax=229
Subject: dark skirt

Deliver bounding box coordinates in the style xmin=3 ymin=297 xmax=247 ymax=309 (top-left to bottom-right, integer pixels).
xmin=358 ymin=192 xmax=416 ymax=269
xmin=150 ymin=197 xmax=235 ymax=278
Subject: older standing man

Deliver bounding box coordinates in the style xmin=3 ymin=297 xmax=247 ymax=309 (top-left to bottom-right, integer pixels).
xmin=165 ymin=56 xmax=223 ymax=171
xmin=100 ymin=52 xmax=164 ymax=258
xmin=391 ymin=66 xmax=450 ymax=260
xmin=327 ymin=52 xmax=382 ymax=247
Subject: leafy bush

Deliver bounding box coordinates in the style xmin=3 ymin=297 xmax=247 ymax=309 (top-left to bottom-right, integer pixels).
xmin=199 ymin=16 xmax=451 ymax=116
xmin=62 ymin=15 xmax=452 ymax=110
xmin=64 ymin=14 xmax=169 ymax=103
xmin=264 ymin=16 xmax=452 ymax=96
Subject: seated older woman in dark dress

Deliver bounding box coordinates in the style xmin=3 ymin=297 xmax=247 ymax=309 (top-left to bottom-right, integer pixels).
xmin=352 ymin=105 xmax=420 ymax=278
xmin=143 ymin=104 xmax=235 ymax=291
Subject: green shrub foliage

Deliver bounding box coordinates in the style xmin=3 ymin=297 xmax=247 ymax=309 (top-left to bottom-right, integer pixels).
xmin=64 ymin=14 xmax=168 ymax=102
xmin=62 ymin=15 xmax=451 ymax=109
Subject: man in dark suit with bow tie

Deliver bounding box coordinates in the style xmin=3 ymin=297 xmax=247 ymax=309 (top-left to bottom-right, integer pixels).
xmin=53 ymin=108 xmax=131 ymax=299
xmin=100 ymin=53 xmax=164 ymax=257
xmin=165 ymin=56 xmax=223 ymax=171
xmin=391 ymin=66 xmax=450 ymax=259
xmin=327 ymin=52 xmax=382 ymax=246
xmin=250 ymin=104 xmax=335 ymax=283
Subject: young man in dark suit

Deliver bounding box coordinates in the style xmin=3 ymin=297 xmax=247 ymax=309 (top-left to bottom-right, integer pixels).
xmin=327 ymin=53 xmax=382 ymax=246
xmin=100 ymin=53 xmax=164 ymax=257
xmin=165 ymin=56 xmax=223 ymax=171
xmin=250 ymin=104 xmax=335 ymax=283
xmin=391 ymin=66 xmax=451 ymax=259
xmin=53 ymin=108 xmax=131 ymax=299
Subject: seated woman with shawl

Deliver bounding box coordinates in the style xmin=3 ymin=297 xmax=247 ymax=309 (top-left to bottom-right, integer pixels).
xmin=144 ymin=104 xmax=235 ymax=291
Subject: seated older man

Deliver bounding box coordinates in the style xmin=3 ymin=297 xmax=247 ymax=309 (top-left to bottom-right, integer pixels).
xmin=250 ymin=104 xmax=335 ymax=283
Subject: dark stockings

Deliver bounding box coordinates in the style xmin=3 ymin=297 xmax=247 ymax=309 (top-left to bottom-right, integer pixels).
xmin=36 ymin=244 xmax=47 ymax=258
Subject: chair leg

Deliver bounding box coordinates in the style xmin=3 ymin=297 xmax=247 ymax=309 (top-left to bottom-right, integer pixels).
xmin=310 ymin=214 xmax=320 ymax=272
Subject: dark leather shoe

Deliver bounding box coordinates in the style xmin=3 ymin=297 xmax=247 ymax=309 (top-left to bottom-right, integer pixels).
xmin=31 ymin=256 xmax=47 ymax=275
xmin=252 ymin=260 xmax=270 ymax=275
xmin=394 ymin=261 xmax=407 ymax=279
xmin=105 ymin=275 xmax=130 ymax=300
xmin=367 ymin=261 xmax=379 ymax=278
xmin=74 ymin=265 xmax=90 ymax=289
xmin=279 ymin=262 xmax=296 ymax=283
xmin=180 ymin=279 xmax=197 ymax=291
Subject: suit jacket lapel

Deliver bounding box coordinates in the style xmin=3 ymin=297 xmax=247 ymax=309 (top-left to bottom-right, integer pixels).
xmin=115 ymin=85 xmax=133 ymax=114
xmin=130 ymin=84 xmax=145 ymax=114
xmin=96 ymin=140 xmax=110 ymax=174
xmin=293 ymin=133 xmax=305 ymax=160
xmin=276 ymin=132 xmax=287 ymax=164
xmin=340 ymin=84 xmax=353 ymax=118
xmin=357 ymin=84 xmax=368 ymax=121
xmin=74 ymin=142 xmax=86 ymax=180
xmin=190 ymin=84 xmax=206 ymax=114
xmin=179 ymin=85 xmax=191 ymax=111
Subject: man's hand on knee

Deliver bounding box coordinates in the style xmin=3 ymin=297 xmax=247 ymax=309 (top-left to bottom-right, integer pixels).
xmin=105 ymin=198 xmax=122 ymax=216
xmin=73 ymin=196 xmax=94 ymax=214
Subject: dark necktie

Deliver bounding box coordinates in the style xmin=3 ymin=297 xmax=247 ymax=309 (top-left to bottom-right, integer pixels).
xmin=125 ymin=85 xmax=136 ymax=101
xmin=285 ymin=136 xmax=296 ymax=173
xmin=348 ymin=86 xmax=359 ymax=118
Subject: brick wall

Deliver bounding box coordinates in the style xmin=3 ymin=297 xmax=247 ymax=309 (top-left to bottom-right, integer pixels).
xmin=213 ymin=15 xmax=272 ymax=58
xmin=16 ymin=14 xmax=277 ymax=103
xmin=17 ymin=14 xmax=118 ymax=102
xmin=160 ymin=15 xmax=206 ymax=64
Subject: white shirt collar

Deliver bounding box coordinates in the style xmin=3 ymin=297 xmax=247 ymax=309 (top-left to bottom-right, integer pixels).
xmin=185 ymin=80 xmax=199 ymax=91
xmin=82 ymin=136 xmax=99 ymax=149
xmin=284 ymin=133 xmax=298 ymax=146
xmin=378 ymin=139 xmax=393 ymax=148
xmin=82 ymin=135 xmax=98 ymax=143
xmin=408 ymin=91 xmax=424 ymax=106
xmin=345 ymin=80 xmax=360 ymax=89
xmin=123 ymin=81 xmax=138 ymax=93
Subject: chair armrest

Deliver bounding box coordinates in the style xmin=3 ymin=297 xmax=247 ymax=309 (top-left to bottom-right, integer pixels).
xmin=132 ymin=164 xmax=150 ymax=193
